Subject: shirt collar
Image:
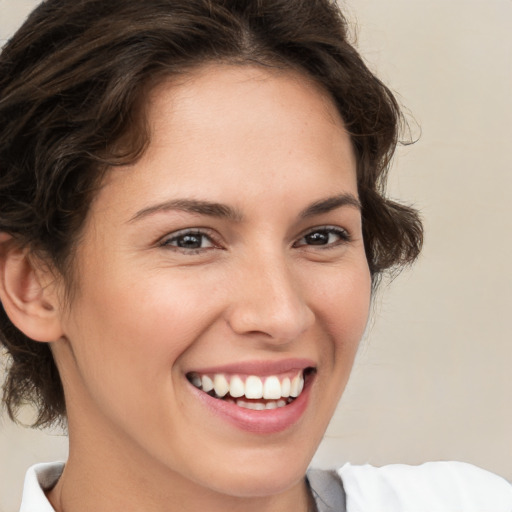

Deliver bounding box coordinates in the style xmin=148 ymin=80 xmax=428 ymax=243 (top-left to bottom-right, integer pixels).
xmin=19 ymin=462 xmax=64 ymax=512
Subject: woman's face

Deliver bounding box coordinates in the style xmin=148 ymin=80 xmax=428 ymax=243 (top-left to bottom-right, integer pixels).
xmin=53 ymin=64 xmax=371 ymax=499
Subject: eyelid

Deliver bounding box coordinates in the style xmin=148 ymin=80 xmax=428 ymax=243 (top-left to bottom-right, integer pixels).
xmin=158 ymin=227 xmax=222 ymax=250
xmin=293 ymin=225 xmax=351 ymax=248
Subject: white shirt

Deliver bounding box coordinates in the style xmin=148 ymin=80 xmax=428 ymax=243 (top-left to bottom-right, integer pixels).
xmin=338 ymin=461 xmax=512 ymax=512
xmin=20 ymin=461 xmax=512 ymax=512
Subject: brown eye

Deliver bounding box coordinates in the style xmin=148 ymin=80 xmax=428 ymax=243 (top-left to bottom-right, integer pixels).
xmin=294 ymin=227 xmax=350 ymax=248
xmin=304 ymin=231 xmax=330 ymax=245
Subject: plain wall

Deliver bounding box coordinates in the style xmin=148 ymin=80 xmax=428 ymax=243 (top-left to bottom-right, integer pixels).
xmin=1 ymin=0 xmax=511 ymax=510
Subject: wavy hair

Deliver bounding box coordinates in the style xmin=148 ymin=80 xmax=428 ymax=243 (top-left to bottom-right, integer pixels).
xmin=0 ymin=0 xmax=423 ymax=427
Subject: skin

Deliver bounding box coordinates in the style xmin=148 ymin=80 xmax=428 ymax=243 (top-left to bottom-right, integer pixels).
xmin=41 ymin=64 xmax=372 ymax=512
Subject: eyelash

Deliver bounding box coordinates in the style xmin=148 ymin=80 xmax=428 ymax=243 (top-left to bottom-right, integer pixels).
xmin=293 ymin=226 xmax=351 ymax=249
xmin=159 ymin=229 xmax=220 ymax=254
xmin=159 ymin=226 xmax=351 ymax=254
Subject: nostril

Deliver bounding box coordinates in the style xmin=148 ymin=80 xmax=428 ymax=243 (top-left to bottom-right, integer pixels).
xmin=225 ymin=300 xmax=314 ymax=342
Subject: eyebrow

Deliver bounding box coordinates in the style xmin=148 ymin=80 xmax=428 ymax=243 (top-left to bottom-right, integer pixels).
xmin=299 ymin=193 xmax=361 ymax=218
xmin=128 ymin=193 xmax=361 ymax=224
xmin=128 ymin=198 xmax=244 ymax=223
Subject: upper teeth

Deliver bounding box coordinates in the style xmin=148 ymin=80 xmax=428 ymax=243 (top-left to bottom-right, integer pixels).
xmin=189 ymin=371 xmax=305 ymax=400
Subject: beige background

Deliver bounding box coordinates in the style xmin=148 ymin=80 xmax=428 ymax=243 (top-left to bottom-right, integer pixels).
xmin=1 ymin=0 xmax=511 ymax=510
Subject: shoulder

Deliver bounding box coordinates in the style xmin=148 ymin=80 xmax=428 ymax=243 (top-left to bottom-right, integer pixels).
xmin=337 ymin=461 xmax=512 ymax=512
xmin=19 ymin=462 xmax=64 ymax=512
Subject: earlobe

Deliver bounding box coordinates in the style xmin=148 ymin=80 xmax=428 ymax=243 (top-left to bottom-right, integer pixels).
xmin=0 ymin=235 xmax=64 ymax=342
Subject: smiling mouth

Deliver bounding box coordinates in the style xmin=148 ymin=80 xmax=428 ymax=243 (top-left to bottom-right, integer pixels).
xmin=186 ymin=368 xmax=315 ymax=410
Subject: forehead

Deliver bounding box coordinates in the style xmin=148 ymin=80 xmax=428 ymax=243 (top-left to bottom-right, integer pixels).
xmin=92 ymin=63 xmax=357 ymax=218
xmin=148 ymin=63 xmax=345 ymax=130
xmin=143 ymin=64 xmax=353 ymax=173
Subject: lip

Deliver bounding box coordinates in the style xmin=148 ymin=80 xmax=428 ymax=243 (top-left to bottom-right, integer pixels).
xmin=186 ymin=359 xmax=316 ymax=434
xmin=187 ymin=358 xmax=315 ymax=377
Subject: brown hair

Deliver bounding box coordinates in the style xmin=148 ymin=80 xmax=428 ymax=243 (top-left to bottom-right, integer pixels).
xmin=0 ymin=0 xmax=423 ymax=428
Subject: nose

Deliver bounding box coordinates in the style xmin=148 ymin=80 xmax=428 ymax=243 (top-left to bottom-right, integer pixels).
xmin=225 ymin=253 xmax=315 ymax=343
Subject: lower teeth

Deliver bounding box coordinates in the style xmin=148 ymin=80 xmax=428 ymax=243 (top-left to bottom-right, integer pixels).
xmin=206 ymin=389 xmax=293 ymax=407
xmin=229 ymin=398 xmax=290 ymax=410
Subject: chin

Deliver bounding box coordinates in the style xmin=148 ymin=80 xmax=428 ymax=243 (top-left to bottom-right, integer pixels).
xmin=198 ymin=437 xmax=318 ymax=498
xmin=205 ymin=457 xmax=310 ymax=498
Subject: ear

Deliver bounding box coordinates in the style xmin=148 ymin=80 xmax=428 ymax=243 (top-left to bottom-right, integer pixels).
xmin=0 ymin=234 xmax=64 ymax=342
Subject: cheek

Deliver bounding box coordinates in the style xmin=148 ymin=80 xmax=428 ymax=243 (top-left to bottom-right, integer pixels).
xmin=312 ymin=261 xmax=371 ymax=344
xmin=58 ymin=273 xmax=217 ymax=436
xmin=307 ymin=263 xmax=371 ymax=396
xmin=65 ymin=266 xmax=225 ymax=378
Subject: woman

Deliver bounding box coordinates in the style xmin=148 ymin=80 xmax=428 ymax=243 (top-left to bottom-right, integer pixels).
xmin=0 ymin=1 xmax=510 ymax=511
